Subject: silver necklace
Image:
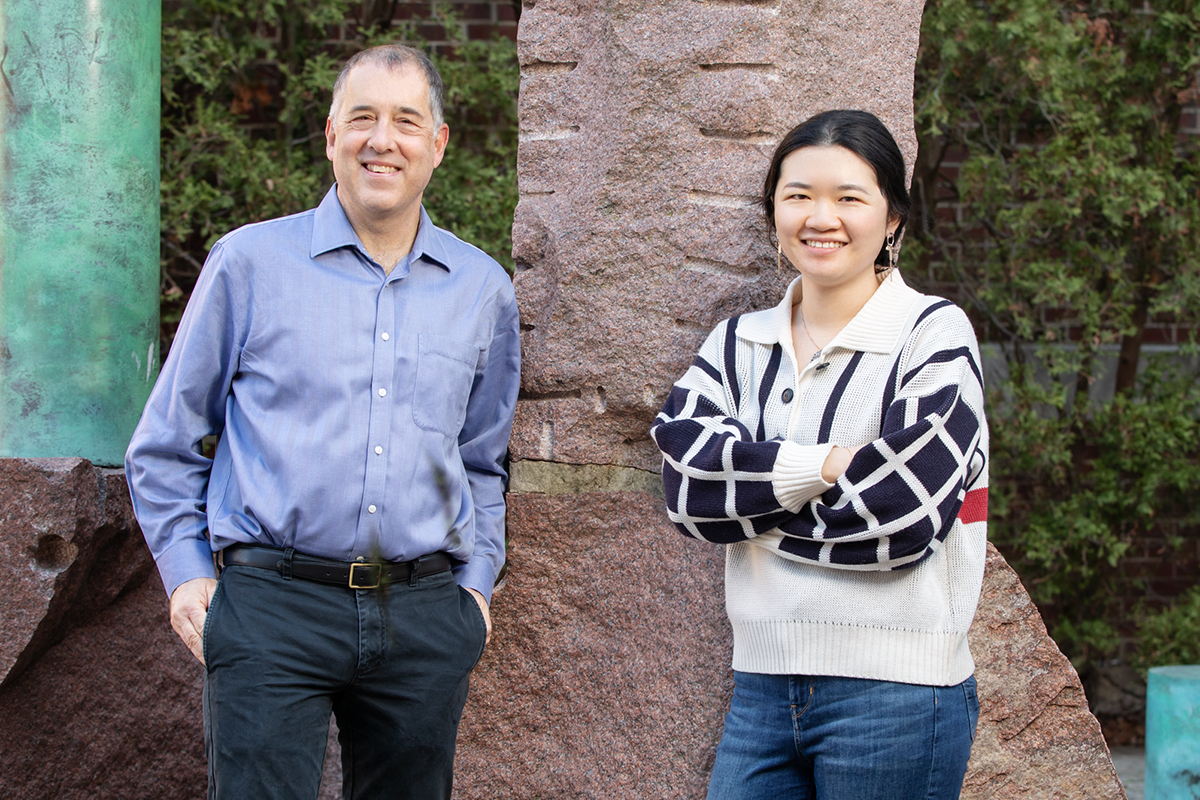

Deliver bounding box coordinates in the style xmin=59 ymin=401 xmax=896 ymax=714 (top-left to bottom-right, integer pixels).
xmin=799 ymin=309 xmax=824 ymax=362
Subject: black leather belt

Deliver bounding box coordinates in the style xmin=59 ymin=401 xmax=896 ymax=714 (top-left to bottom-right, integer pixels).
xmin=221 ymin=544 xmax=452 ymax=589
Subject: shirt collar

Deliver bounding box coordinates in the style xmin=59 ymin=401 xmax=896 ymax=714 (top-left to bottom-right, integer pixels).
xmin=410 ymin=206 xmax=453 ymax=272
xmin=736 ymin=270 xmax=922 ymax=354
xmin=309 ymin=185 xmax=452 ymax=273
xmin=310 ymin=185 xmax=361 ymax=258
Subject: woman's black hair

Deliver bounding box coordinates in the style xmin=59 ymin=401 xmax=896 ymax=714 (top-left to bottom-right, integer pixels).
xmin=762 ymin=110 xmax=911 ymax=267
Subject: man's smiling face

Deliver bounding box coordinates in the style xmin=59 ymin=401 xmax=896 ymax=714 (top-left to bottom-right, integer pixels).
xmin=325 ymin=61 xmax=448 ymax=231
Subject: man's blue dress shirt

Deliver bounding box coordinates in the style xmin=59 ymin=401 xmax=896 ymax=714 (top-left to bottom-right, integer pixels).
xmin=126 ymin=186 xmax=521 ymax=602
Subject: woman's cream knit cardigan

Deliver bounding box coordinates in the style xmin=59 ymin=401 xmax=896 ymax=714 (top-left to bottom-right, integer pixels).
xmin=650 ymin=271 xmax=989 ymax=686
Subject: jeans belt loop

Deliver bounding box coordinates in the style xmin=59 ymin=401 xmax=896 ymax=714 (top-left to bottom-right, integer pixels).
xmin=410 ymin=556 xmax=424 ymax=588
xmin=281 ymin=547 xmax=294 ymax=580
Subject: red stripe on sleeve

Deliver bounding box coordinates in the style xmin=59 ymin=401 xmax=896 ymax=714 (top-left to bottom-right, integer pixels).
xmin=958 ymin=487 xmax=988 ymax=524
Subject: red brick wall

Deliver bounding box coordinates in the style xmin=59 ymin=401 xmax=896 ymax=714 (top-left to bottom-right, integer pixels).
xmin=328 ymin=0 xmax=519 ymax=52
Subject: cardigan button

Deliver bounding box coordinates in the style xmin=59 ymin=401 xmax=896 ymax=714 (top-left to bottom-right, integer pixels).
xmin=781 ymin=388 xmax=794 ymax=404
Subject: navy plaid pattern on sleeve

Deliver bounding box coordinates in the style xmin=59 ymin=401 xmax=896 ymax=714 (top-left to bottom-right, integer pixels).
xmin=650 ymin=297 xmax=988 ymax=571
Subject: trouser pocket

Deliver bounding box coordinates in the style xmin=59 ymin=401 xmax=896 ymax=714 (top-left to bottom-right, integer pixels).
xmin=458 ymin=586 xmax=489 ymax=670
xmin=201 ymin=577 xmax=226 ymax=669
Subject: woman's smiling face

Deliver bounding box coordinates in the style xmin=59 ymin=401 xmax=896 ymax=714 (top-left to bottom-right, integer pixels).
xmin=773 ymin=145 xmax=898 ymax=292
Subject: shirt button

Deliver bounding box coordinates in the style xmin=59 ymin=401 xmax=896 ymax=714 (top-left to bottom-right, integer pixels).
xmin=374 ymin=446 xmax=383 ymax=455
xmin=381 ymin=332 xmax=390 ymax=341
xmin=378 ymin=388 xmax=387 ymax=397
xmin=368 ymin=504 xmax=377 ymax=514
xmin=781 ymin=388 xmax=794 ymax=404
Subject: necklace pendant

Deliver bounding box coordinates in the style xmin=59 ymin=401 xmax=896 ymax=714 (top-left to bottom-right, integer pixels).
xmin=809 ymin=350 xmax=822 ymax=363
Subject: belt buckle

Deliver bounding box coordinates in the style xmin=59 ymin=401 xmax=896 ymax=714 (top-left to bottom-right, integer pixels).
xmin=348 ymin=562 xmax=382 ymax=589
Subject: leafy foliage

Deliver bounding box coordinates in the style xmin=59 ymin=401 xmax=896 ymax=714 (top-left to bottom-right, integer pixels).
xmin=1137 ymin=586 xmax=1200 ymax=670
xmin=912 ymin=0 xmax=1200 ymax=664
xmin=160 ymin=0 xmax=519 ymax=345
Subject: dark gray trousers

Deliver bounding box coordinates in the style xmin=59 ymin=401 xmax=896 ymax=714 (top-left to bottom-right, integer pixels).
xmin=202 ymin=562 xmax=487 ymax=800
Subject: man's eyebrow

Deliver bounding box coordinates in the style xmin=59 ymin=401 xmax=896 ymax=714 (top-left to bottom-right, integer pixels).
xmin=344 ymin=103 xmax=426 ymax=119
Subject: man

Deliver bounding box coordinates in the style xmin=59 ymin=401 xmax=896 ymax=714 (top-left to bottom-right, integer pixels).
xmin=126 ymin=44 xmax=520 ymax=800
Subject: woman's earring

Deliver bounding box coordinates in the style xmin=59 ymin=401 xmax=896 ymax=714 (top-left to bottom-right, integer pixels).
xmin=886 ymin=231 xmax=897 ymax=272
xmin=777 ymin=239 xmax=783 ymax=273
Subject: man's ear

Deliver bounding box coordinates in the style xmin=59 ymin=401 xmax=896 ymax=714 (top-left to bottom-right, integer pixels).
xmin=324 ymin=116 xmax=336 ymax=163
xmin=432 ymin=124 xmax=449 ymax=169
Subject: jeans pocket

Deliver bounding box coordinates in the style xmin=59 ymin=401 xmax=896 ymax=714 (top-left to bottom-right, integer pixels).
xmin=459 ymin=586 xmax=488 ymax=670
xmin=202 ymin=578 xmax=226 ymax=670
xmin=962 ymin=675 xmax=980 ymax=742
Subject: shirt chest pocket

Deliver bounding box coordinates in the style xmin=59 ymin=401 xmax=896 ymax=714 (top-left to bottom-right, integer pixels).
xmin=412 ymin=334 xmax=481 ymax=438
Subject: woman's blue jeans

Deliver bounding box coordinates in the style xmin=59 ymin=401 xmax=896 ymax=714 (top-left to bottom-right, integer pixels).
xmin=707 ymin=672 xmax=979 ymax=800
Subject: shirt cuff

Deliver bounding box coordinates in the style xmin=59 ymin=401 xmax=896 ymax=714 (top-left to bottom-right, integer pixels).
xmin=773 ymin=440 xmax=836 ymax=513
xmin=156 ymin=537 xmax=219 ymax=599
xmin=454 ymin=557 xmax=499 ymax=605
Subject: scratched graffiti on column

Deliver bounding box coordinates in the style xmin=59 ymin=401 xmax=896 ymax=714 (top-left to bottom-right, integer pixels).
xmin=0 ymin=0 xmax=158 ymax=464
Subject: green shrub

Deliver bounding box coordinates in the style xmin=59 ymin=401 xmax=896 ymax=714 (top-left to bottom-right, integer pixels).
xmin=913 ymin=0 xmax=1200 ymax=665
xmin=1137 ymin=588 xmax=1200 ymax=670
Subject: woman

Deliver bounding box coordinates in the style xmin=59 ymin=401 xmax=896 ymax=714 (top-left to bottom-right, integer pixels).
xmin=650 ymin=110 xmax=988 ymax=799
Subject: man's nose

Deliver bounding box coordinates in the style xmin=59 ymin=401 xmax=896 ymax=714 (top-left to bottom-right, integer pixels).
xmin=367 ymin=120 xmax=395 ymax=152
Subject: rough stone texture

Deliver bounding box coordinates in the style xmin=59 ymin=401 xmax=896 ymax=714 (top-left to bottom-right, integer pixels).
xmin=963 ymin=543 xmax=1126 ymax=799
xmin=0 ymin=573 xmax=206 ymax=800
xmin=512 ymin=0 xmax=926 ymax=472
xmin=0 ymin=457 xmax=154 ymax=685
xmin=454 ymin=490 xmax=731 ymax=799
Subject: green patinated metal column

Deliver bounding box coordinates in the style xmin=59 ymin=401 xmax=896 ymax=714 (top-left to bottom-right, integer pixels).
xmin=0 ymin=0 xmax=161 ymax=466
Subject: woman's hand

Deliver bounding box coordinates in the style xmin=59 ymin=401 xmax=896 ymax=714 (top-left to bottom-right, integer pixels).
xmin=821 ymin=445 xmax=862 ymax=483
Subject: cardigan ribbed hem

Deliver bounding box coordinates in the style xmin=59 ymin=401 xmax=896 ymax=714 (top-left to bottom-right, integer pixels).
xmin=730 ymin=618 xmax=976 ymax=687
xmin=772 ymin=440 xmax=835 ymax=512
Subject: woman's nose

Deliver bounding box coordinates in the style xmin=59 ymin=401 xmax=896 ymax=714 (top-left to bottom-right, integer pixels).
xmin=807 ymin=200 xmax=839 ymax=229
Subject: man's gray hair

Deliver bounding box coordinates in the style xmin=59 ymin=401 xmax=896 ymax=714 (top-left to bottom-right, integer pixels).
xmin=329 ymin=44 xmax=445 ymax=130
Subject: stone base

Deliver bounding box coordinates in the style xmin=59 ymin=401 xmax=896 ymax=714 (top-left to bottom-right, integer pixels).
xmin=0 ymin=466 xmax=1125 ymax=798
xmin=0 ymin=458 xmax=200 ymax=799
xmin=0 ymin=574 xmax=205 ymax=800
xmin=964 ymin=543 xmax=1126 ymax=799
xmin=0 ymin=458 xmax=153 ymax=684
xmin=453 ymin=490 xmax=730 ymax=798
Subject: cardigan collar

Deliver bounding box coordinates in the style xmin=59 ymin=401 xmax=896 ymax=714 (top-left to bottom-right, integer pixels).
xmin=735 ymin=269 xmax=924 ymax=355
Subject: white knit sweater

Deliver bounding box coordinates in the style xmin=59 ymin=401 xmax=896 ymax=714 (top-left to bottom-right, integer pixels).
xmin=650 ymin=271 xmax=989 ymax=686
